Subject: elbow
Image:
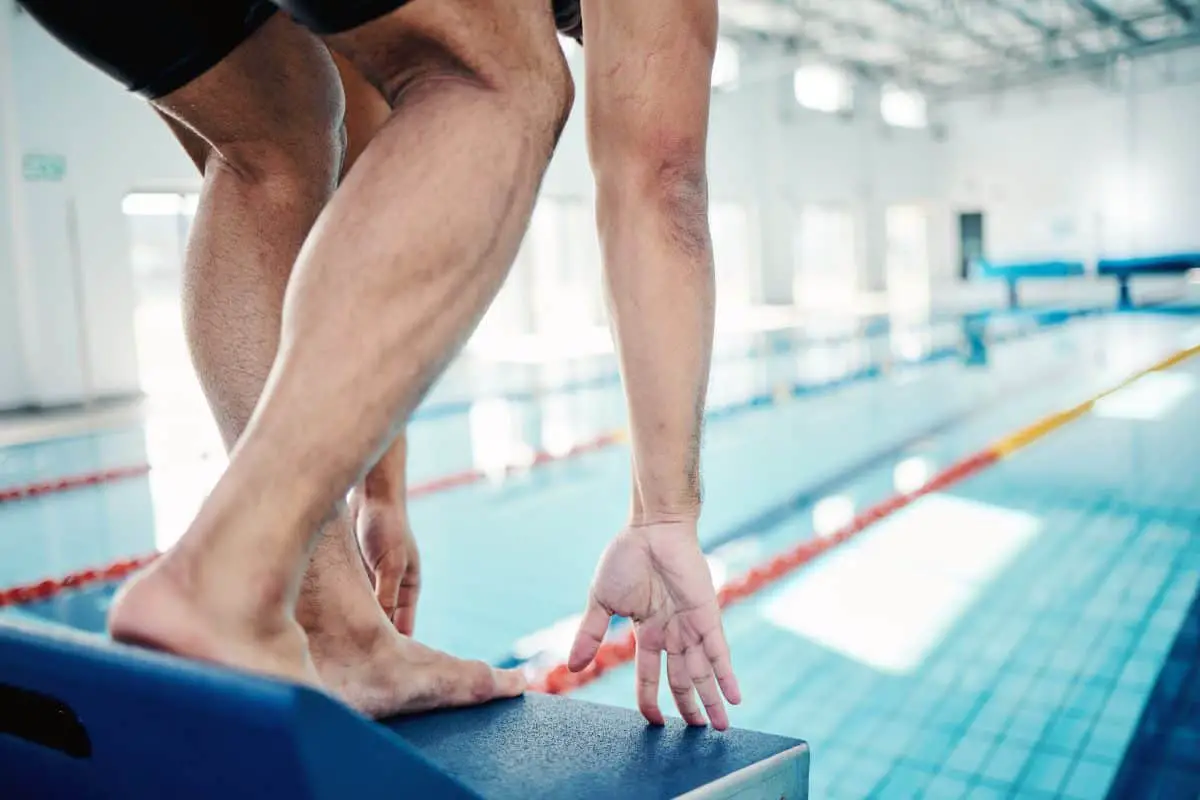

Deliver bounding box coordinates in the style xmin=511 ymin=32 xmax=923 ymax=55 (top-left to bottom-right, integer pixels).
xmin=594 ymin=137 xmax=712 ymax=260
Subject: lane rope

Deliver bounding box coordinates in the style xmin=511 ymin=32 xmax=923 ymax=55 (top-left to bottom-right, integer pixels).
xmin=0 ymin=309 xmax=1091 ymax=508
xmin=529 ymin=342 xmax=1200 ymax=695
xmin=0 ymin=311 xmax=1109 ymax=610
xmin=0 ymin=431 xmax=624 ymax=609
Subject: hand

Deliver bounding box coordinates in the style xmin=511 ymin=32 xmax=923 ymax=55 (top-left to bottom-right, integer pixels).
xmin=351 ymin=492 xmax=421 ymax=636
xmin=568 ymin=520 xmax=741 ymax=730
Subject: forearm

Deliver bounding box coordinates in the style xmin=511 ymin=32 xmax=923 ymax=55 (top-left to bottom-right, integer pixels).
xmin=582 ymin=0 xmax=718 ymax=523
xmin=598 ymin=158 xmax=715 ymax=521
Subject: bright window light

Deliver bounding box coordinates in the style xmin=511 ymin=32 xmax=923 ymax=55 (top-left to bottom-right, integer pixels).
xmin=122 ymin=192 xmax=185 ymax=216
xmin=881 ymin=84 xmax=927 ymax=128
xmin=1092 ymin=371 xmax=1195 ymax=421
xmin=762 ymin=494 xmax=1042 ymax=673
xmin=793 ymin=63 xmax=852 ymax=113
xmin=813 ymin=495 xmax=856 ymax=537
xmin=893 ymin=457 xmax=934 ymax=494
xmin=711 ymin=37 xmax=741 ymax=90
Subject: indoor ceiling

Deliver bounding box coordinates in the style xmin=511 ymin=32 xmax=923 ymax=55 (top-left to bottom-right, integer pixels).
xmin=719 ymin=0 xmax=1200 ymax=96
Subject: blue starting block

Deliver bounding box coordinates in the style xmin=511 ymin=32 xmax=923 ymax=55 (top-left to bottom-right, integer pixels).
xmin=976 ymin=260 xmax=1086 ymax=310
xmin=0 ymin=621 xmax=809 ymax=799
xmin=1097 ymin=253 xmax=1200 ymax=309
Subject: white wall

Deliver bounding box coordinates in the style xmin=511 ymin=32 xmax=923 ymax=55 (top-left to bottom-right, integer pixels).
xmin=2 ymin=0 xmax=193 ymax=409
xmin=0 ymin=12 xmax=943 ymax=410
xmin=0 ymin=2 xmax=31 ymax=407
xmin=938 ymin=48 xmax=1200 ymax=273
xmin=719 ymin=47 xmax=942 ymax=305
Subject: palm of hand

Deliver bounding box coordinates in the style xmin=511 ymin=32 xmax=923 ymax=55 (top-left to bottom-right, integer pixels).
xmin=570 ymin=522 xmax=741 ymax=730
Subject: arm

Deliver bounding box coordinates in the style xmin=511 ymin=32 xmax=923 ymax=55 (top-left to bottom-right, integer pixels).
xmin=586 ymin=0 xmax=717 ymax=523
xmin=567 ymin=0 xmax=740 ymax=731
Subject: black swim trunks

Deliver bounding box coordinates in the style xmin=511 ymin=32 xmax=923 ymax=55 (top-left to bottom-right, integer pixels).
xmin=553 ymin=0 xmax=583 ymax=43
xmin=19 ymin=0 xmax=581 ymax=101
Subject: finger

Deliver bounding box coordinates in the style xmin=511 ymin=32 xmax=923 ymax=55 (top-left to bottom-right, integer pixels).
xmin=393 ymin=564 xmax=421 ymax=637
xmin=373 ymin=552 xmax=404 ymax=621
xmin=666 ymin=651 xmax=706 ymax=727
xmin=568 ymin=597 xmax=611 ymax=672
xmin=702 ymin=628 xmax=742 ymax=705
xmin=635 ymin=639 xmax=665 ymax=726
xmin=686 ymin=645 xmax=728 ymax=731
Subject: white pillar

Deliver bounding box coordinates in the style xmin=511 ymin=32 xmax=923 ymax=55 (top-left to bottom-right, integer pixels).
xmin=754 ymin=61 xmax=797 ymax=306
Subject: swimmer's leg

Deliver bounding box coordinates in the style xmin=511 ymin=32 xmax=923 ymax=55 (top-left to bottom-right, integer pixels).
xmin=149 ymin=23 xmax=483 ymax=715
xmin=108 ymin=9 xmax=531 ymax=712
xmin=110 ymin=0 xmax=567 ymax=708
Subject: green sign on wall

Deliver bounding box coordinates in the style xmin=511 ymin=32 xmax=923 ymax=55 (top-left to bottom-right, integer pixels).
xmin=22 ymin=153 xmax=67 ymax=182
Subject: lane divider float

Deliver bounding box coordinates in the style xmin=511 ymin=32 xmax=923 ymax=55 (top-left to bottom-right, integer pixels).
xmin=0 ymin=311 xmax=1107 ymax=609
xmin=0 ymin=309 xmax=1092 ymax=508
xmin=0 ymin=431 xmax=625 ymax=610
xmin=530 ymin=342 xmax=1200 ymax=695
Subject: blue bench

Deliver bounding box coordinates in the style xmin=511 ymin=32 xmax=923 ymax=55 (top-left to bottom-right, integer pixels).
xmin=976 ymin=260 xmax=1086 ymax=310
xmin=0 ymin=620 xmax=810 ymax=799
xmin=1097 ymin=253 xmax=1200 ymax=309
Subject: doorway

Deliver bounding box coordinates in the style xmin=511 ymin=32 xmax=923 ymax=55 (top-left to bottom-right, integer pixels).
xmin=958 ymin=211 xmax=985 ymax=280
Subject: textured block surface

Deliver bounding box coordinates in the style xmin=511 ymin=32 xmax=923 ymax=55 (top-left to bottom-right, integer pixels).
xmin=0 ymin=620 xmax=807 ymax=799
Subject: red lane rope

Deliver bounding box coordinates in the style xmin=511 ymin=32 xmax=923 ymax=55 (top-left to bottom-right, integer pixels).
xmin=0 ymin=465 xmax=151 ymax=504
xmin=530 ymin=450 xmax=1001 ymax=695
xmin=0 ymin=431 xmax=624 ymax=609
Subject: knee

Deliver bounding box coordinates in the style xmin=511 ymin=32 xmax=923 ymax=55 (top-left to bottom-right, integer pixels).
xmin=202 ymin=76 xmax=347 ymax=196
xmin=208 ymin=118 xmax=346 ymax=198
xmin=365 ymin=17 xmax=574 ymax=150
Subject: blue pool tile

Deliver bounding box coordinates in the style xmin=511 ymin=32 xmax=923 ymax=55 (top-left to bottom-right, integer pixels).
xmin=1116 ymin=658 xmax=1163 ymax=690
xmin=1083 ymin=720 xmax=1137 ymax=762
xmin=1062 ymin=758 xmax=1119 ymax=799
xmin=1150 ymin=767 xmax=1200 ymax=799
xmin=1016 ymin=750 xmax=1074 ymax=795
xmin=1005 ymin=708 xmax=1053 ymax=744
xmin=1062 ymin=683 xmax=1109 ymax=721
xmin=920 ymin=772 xmax=973 ymax=799
xmin=1039 ymin=712 xmax=1095 ymax=755
xmin=873 ymin=762 xmax=934 ymax=798
xmin=965 ymin=782 xmax=1009 ymax=800
xmin=1165 ymin=727 xmax=1200 ymax=767
xmin=980 ymin=741 xmax=1031 ymax=784
xmin=828 ymin=753 xmax=892 ymax=797
xmin=943 ymin=735 xmax=995 ymax=776
xmin=906 ymin=730 xmax=959 ymax=770
xmin=1098 ymin=689 xmax=1149 ymax=724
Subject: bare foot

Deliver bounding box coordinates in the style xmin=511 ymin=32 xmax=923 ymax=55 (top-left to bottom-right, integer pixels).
xmin=108 ymin=554 xmax=322 ymax=689
xmin=309 ymin=620 xmax=526 ymax=719
xmin=300 ymin=510 xmax=525 ymax=718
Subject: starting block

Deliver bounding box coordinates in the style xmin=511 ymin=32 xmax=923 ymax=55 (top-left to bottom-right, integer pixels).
xmin=0 ymin=621 xmax=809 ymax=799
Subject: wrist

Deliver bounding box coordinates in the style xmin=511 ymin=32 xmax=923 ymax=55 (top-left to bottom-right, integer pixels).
xmin=630 ymin=489 xmax=701 ymax=528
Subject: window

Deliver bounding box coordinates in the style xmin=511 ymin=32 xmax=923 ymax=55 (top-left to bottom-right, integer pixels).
xmin=793 ymin=64 xmax=852 ymax=113
xmin=710 ymin=203 xmax=756 ymax=318
xmin=886 ymin=204 xmax=931 ymax=311
xmin=793 ymin=205 xmax=858 ymax=310
xmin=711 ymin=37 xmax=740 ymax=91
xmin=880 ymin=84 xmax=927 ymax=128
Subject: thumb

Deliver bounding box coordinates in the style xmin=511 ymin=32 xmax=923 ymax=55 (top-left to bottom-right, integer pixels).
xmin=568 ymin=597 xmax=611 ymax=673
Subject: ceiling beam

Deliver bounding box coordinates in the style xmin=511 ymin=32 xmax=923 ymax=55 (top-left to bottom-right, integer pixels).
xmin=1160 ymin=0 xmax=1195 ymax=24
xmin=977 ymin=0 xmax=1094 ymax=58
xmin=867 ymin=0 xmax=1036 ymax=65
xmin=783 ymin=0 xmax=961 ymax=70
xmin=934 ymin=30 xmax=1200 ymax=99
xmin=1069 ymin=0 xmax=1147 ymax=44
xmin=751 ymin=1 xmax=938 ymax=89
